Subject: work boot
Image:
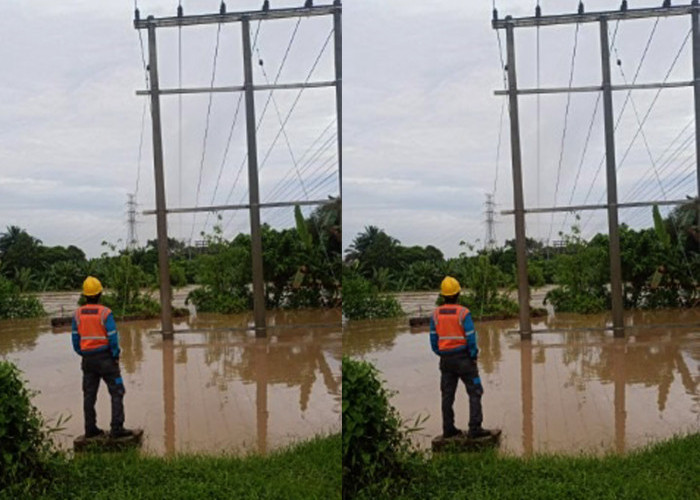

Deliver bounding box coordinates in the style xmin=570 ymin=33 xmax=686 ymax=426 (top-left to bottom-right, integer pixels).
xmin=443 ymin=427 xmax=464 ymax=439
xmin=85 ymin=427 xmax=105 ymax=439
xmin=110 ymin=427 xmax=135 ymax=439
xmin=467 ymin=427 xmax=493 ymax=439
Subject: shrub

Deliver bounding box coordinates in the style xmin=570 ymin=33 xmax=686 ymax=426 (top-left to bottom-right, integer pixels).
xmin=342 ymin=272 xmax=403 ymax=320
xmin=0 ymin=275 xmax=45 ymax=319
xmin=0 ymin=361 xmax=63 ymax=495
xmin=342 ymin=357 xmax=417 ymax=498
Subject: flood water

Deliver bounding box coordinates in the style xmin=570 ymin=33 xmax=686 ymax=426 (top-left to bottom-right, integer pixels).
xmin=344 ymin=302 xmax=700 ymax=456
xmin=0 ymin=303 xmax=341 ymax=456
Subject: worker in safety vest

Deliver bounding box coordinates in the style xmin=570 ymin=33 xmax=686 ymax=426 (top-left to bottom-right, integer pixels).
xmin=430 ymin=276 xmax=492 ymax=439
xmin=72 ymin=276 xmax=134 ymax=439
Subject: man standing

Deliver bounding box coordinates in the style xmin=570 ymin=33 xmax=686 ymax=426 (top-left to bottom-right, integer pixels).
xmin=430 ymin=276 xmax=492 ymax=439
xmin=72 ymin=276 xmax=134 ymax=439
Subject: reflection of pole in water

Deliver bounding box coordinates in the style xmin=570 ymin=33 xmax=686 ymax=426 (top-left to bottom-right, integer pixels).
xmin=255 ymin=338 xmax=269 ymax=454
xmin=163 ymin=338 xmax=175 ymax=455
xmin=613 ymin=338 xmax=626 ymax=454
xmin=521 ymin=339 xmax=533 ymax=457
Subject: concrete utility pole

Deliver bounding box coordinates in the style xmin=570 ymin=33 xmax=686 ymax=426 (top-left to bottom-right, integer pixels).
xmin=146 ymin=18 xmax=174 ymax=338
xmin=494 ymin=2 xmax=700 ymax=337
xmin=135 ymin=2 xmax=341 ymax=337
xmin=241 ymin=17 xmax=266 ymax=337
xmin=505 ymin=21 xmax=532 ymax=339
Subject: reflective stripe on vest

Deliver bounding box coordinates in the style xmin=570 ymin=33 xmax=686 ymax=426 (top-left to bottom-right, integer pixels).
xmin=433 ymin=304 xmax=470 ymax=352
xmin=75 ymin=305 xmax=111 ymax=352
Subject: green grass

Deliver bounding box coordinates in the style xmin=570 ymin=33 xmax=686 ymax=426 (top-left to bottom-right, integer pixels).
xmin=6 ymin=434 xmax=340 ymax=500
xmin=356 ymin=434 xmax=700 ymax=499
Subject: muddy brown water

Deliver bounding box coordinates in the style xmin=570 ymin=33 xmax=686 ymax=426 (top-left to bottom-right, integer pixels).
xmin=345 ymin=302 xmax=700 ymax=456
xmin=1 ymin=301 xmax=341 ymax=456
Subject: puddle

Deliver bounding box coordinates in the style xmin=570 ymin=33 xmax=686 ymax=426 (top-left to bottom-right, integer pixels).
xmin=0 ymin=308 xmax=341 ymax=455
xmin=343 ymin=307 xmax=700 ymax=455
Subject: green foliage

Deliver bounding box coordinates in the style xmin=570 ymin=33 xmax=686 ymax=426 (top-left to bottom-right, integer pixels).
xmin=16 ymin=434 xmax=340 ymax=499
xmin=371 ymin=433 xmax=700 ymax=499
xmin=342 ymin=357 xmax=418 ymax=498
xmin=545 ymin=223 xmax=610 ymax=314
xmin=342 ymin=269 xmax=403 ymax=320
xmin=0 ymin=361 xmax=64 ymax=496
xmin=0 ymin=275 xmax=45 ymax=319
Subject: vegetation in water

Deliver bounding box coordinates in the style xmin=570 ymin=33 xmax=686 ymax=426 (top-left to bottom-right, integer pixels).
xmin=0 ymin=275 xmax=45 ymax=319
xmin=0 ymin=201 xmax=340 ymax=316
xmin=0 ymin=361 xmax=65 ymax=497
xmin=342 ymin=357 xmax=419 ymax=498
xmin=346 ymin=201 xmax=698 ymax=315
xmin=341 ymin=268 xmax=403 ymax=320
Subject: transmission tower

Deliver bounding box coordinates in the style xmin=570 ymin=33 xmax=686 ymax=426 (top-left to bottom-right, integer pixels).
xmin=126 ymin=193 xmax=138 ymax=250
xmin=484 ymin=193 xmax=497 ymax=250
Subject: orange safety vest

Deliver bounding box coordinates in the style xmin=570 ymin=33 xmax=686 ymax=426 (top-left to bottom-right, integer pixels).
xmin=74 ymin=304 xmax=111 ymax=353
xmin=433 ymin=304 xmax=471 ymax=352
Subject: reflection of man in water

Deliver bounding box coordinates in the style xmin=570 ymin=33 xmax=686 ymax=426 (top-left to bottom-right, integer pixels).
xmin=430 ymin=276 xmax=492 ymax=439
xmin=71 ymin=276 xmax=134 ymax=439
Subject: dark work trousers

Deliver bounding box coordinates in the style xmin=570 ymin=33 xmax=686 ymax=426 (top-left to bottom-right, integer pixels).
xmin=439 ymin=352 xmax=483 ymax=435
xmin=81 ymin=350 xmax=125 ymax=433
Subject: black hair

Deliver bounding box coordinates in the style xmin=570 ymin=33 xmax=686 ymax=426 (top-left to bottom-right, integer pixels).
xmin=85 ymin=293 xmax=102 ymax=304
xmin=443 ymin=293 xmax=460 ymax=304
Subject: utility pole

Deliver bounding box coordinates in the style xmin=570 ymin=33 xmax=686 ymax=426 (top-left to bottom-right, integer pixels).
xmin=135 ymin=2 xmax=341 ymax=337
xmin=484 ymin=193 xmax=497 ymax=250
xmin=505 ymin=21 xmax=532 ymax=338
xmin=126 ymin=193 xmax=139 ymax=250
xmin=146 ymin=18 xmax=174 ymax=338
xmin=494 ymin=2 xmax=700 ymax=337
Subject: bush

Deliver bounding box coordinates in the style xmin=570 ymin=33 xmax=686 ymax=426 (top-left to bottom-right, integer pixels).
xmin=342 ymin=272 xmax=403 ymax=320
xmin=342 ymin=357 xmax=417 ymax=498
xmin=0 ymin=361 xmax=63 ymax=495
xmin=0 ymin=275 xmax=45 ymax=319
xmin=186 ymin=286 xmax=250 ymax=314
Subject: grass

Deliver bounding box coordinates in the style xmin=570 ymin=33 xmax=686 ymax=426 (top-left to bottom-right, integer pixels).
xmin=4 ymin=434 xmax=340 ymax=500
xmin=356 ymin=433 xmax=700 ymax=499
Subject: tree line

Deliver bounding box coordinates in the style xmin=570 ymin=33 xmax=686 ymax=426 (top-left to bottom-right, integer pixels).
xmin=344 ymin=201 xmax=698 ymax=316
xmin=0 ymin=201 xmax=340 ymax=319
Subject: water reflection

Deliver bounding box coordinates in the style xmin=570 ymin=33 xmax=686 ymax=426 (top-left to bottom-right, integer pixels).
xmin=343 ymin=309 xmax=700 ymax=455
xmin=0 ymin=309 xmax=341 ymax=455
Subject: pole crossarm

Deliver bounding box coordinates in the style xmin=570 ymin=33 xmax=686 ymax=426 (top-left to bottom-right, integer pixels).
xmin=135 ymin=4 xmax=340 ymax=30
xmin=136 ymin=80 xmax=336 ymax=97
xmin=494 ymin=80 xmax=695 ymax=96
xmin=493 ymin=4 xmax=700 ymax=29
xmin=142 ymin=198 xmax=337 ymax=216
xmin=500 ymin=198 xmax=698 ymax=216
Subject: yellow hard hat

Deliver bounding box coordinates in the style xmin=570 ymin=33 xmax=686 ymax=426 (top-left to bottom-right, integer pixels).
xmin=440 ymin=276 xmax=461 ymax=296
xmin=82 ymin=276 xmax=103 ymax=296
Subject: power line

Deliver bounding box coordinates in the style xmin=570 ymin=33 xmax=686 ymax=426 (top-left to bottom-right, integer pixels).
xmin=189 ymin=21 xmax=223 ymax=243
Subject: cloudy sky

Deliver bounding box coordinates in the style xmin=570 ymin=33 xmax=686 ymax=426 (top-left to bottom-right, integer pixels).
xmin=344 ymin=0 xmax=697 ymax=257
xmin=1 ymin=1 xmax=696 ymax=259
xmin=0 ymin=0 xmax=338 ymax=257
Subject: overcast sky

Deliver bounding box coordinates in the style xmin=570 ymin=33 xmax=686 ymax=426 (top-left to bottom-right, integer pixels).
xmin=0 ymin=0 xmax=338 ymax=257
xmin=344 ymin=0 xmax=697 ymax=257
xmin=1 ymin=1 xmax=697 ymax=260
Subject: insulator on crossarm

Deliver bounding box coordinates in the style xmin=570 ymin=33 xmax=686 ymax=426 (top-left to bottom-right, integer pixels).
xmin=304 ymin=0 xmax=313 ymax=7
xmin=621 ymin=0 xmax=628 ymax=11
xmin=662 ymin=0 xmax=671 ymax=7
xmin=535 ymin=5 xmax=541 ymax=17
xmin=578 ymin=1 xmax=584 ymax=14
xmin=262 ymin=0 xmax=270 ymax=11
xmin=333 ymin=0 xmax=341 ymax=6
xmin=220 ymin=2 xmax=226 ymax=14
xmin=492 ymin=8 xmax=498 ymax=21
xmin=134 ymin=8 xmax=140 ymax=21
xmin=692 ymin=0 xmax=698 ymax=6
xmin=177 ymin=5 xmax=183 ymax=17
